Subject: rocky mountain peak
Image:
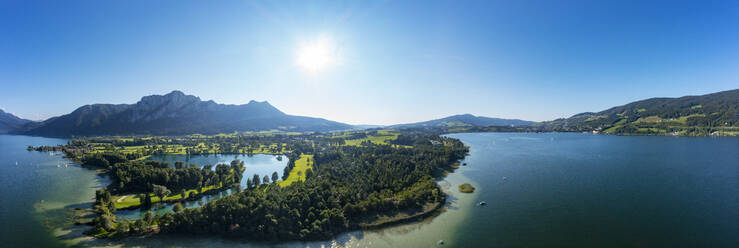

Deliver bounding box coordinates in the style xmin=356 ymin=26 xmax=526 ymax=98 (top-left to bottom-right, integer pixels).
xmin=138 ymin=90 xmax=200 ymax=107
xmin=14 ymin=90 xmax=352 ymax=136
xmin=130 ymin=91 xmax=203 ymax=122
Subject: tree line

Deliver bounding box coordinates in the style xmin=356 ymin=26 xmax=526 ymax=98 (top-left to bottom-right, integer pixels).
xmin=161 ymin=136 xmax=468 ymax=241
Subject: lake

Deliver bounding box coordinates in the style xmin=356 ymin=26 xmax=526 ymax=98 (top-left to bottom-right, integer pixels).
xmin=116 ymin=154 xmax=287 ymax=220
xmin=146 ymin=153 xmax=288 ymax=188
xmin=0 ymin=133 xmax=736 ymax=247
xmin=0 ymin=135 xmax=106 ymax=247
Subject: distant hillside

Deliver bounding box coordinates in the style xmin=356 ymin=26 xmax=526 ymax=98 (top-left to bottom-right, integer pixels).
xmin=352 ymin=124 xmax=385 ymax=130
xmin=0 ymin=109 xmax=32 ymax=134
xmin=16 ymin=91 xmax=352 ymax=137
xmin=392 ymin=114 xmax=534 ymax=129
xmin=534 ymin=89 xmax=739 ymax=136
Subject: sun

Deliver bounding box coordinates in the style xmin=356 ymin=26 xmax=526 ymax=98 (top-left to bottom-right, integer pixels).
xmin=295 ymin=36 xmax=337 ymax=74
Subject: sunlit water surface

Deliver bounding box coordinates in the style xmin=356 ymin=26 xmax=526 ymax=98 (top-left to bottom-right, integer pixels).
xmin=1 ymin=133 xmax=736 ymax=247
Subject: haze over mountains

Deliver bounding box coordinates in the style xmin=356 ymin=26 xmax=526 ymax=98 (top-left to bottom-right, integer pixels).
xmin=13 ymin=91 xmax=352 ymax=136
xmin=390 ymin=114 xmax=533 ymax=128
xmin=3 ymin=89 xmax=737 ymax=137
xmin=0 ymin=109 xmax=32 ymax=134
xmin=535 ymin=88 xmax=739 ymax=135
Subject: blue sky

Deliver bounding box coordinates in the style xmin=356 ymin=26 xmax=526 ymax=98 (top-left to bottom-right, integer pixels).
xmin=1 ymin=0 xmax=738 ymax=125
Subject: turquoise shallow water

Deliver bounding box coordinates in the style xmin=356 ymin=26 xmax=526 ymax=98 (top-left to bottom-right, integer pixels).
xmin=0 ymin=135 xmax=105 ymax=248
xmin=1 ymin=133 xmax=737 ymax=247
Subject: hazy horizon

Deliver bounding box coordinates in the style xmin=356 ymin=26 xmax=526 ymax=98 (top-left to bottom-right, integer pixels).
xmin=2 ymin=1 xmax=738 ymax=125
xmin=2 ymin=88 xmax=737 ymax=126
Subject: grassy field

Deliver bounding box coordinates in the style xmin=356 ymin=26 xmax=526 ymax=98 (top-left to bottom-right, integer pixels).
xmin=601 ymin=113 xmax=720 ymax=135
xmin=89 ymin=130 xmax=407 ymax=157
xmin=90 ymin=142 xmax=287 ymax=156
xmin=278 ymin=154 xmax=313 ymax=187
xmin=603 ymin=125 xmax=620 ymax=134
xmin=673 ymin=114 xmax=704 ymax=124
xmin=634 ymin=115 xmax=665 ymax=123
xmin=342 ymin=131 xmax=399 ymax=146
xmin=114 ymin=184 xmax=219 ymax=209
xmin=637 ymin=127 xmax=666 ymax=134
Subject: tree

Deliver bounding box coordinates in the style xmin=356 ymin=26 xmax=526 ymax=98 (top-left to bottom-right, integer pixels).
xmin=153 ymin=184 xmax=171 ymax=201
xmin=115 ymin=219 xmax=130 ymax=236
xmin=272 ymin=171 xmax=279 ymax=183
xmin=101 ymin=214 xmax=115 ymax=231
xmin=173 ymin=202 xmax=184 ymax=213
xmin=283 ymin=166 xmax=291 ymax=180
xmin=174 ymin=161 xmax=184 ymax=169
xmin=144 ymin=210 xmax=155 ymax=226
xmin=263 ymin=175 xmax=270 ymax=184
xmin=133 ymin=219 xmax=145 ymax=232
xmin=231 ymin=159 xmax=246 ymax=183
xmin=252 ymin=174 xmax=260 ymax=187
xmin=139 ymin=193 xmax=151 ymax=210
xmin=247 ymin=178 xmax=253 ymax=189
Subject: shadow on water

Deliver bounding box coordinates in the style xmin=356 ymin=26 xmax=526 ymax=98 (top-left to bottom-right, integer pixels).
xmin=65 ymin=202 xmax=93 ymax=209
xmin=60 ymin=228 xmax=367 ymax=248
xmin=444 ymin=193 xmax=461 ymax=211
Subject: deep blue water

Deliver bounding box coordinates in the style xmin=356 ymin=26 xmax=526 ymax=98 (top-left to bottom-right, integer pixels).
xmin=443 ymin=132 xmax=739 ymax=247
xmin=1 ymin=133 xmax=737 ymax=247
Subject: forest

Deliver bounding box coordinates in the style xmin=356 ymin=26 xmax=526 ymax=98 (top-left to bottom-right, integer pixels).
xmin=34 ymin=129 xmax=468 ymax=240
xmin=163 ymin=137 xmax=467 ymax=240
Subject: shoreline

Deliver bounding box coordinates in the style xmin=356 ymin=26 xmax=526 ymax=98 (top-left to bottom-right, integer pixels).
xmin=354 ymin=159 xmax=467 ymax=230
xmin=356 ymin=201 xmax=445 ymax=229
xmin=33 ymin=135 xmax=471 ymax=244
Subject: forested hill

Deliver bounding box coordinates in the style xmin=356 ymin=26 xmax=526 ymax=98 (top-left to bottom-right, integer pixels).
xmin=15 ymin=91 xmax=352 ymax=137
xmin=533 ymin=89 xmax=739 ymax=136
xmin=0 ymin=109 xmax=32 ymax=134
xmin=392 ymin=114 xmax=534 ymax=129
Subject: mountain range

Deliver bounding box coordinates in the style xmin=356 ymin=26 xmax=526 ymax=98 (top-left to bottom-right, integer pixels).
xmin=390 ymin=114 xmax=533 ymax=128
xmin=14 ymin=91 xmax=352 ymax=136
xmin=534 ymin=89 xmax=738 ymax=135
xmin=4 ymin=89 xmax=737 ymax=137
xmin=0 ymin=109 xmax=32 ymax=134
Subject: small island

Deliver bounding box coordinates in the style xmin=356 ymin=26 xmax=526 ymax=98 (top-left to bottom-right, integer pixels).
xmin=458 ymin=183 xmax=475 ymax=193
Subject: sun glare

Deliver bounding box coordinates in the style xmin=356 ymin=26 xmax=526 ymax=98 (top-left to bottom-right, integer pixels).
xmin=296 ymin=36 xmax=337 ymax=74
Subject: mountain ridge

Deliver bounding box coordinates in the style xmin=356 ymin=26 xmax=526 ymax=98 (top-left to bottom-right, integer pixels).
xmin=533 ymin=88 xmax=739 ymax=135
xmin=8 ymin=89 xmax=737 ymax=137
xmin=0 ymin=109 xmax=33 ymax=134
xmin=391 ymin=114 xmax=534 ymax=128
xmin=15 ymin=91 xmax=351 ymax=137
